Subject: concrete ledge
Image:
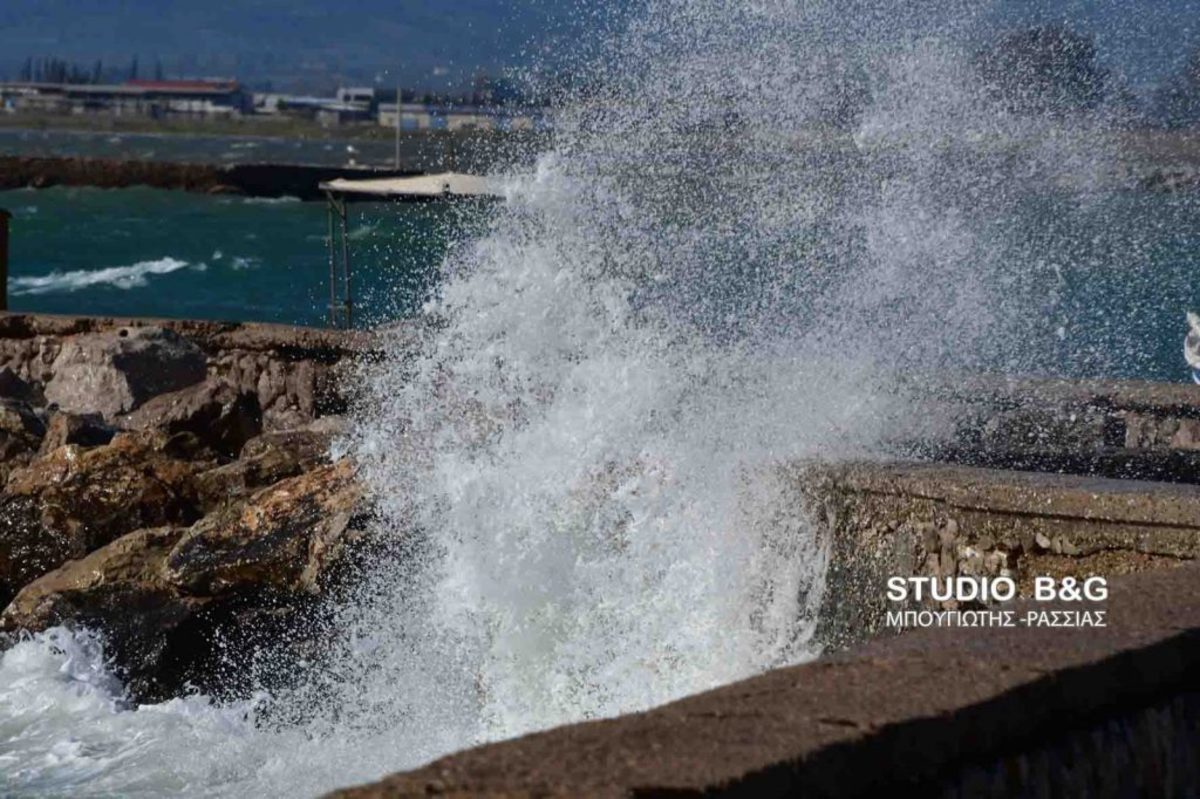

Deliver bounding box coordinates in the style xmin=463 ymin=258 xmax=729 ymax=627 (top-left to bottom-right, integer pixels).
xmin=328 ymin=564 xmax=1200 ymax=798
xmin=903 ymin=373 xmax=1200 ymax=481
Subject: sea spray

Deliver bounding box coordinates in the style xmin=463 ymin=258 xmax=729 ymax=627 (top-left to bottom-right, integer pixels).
xmin=336 ymin=0 xmax=1118 ymax=758
xmin=0 ymin=1 xmax=1146 ymax=796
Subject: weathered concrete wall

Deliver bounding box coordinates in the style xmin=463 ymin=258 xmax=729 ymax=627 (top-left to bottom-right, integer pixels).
xmin=935 ymin=691 xmax=1199 ymax=798
xmin=901 ymin=374 xmax=1200 ymax=483
xmin=328 ymin=563 xmax=1200 ymax=798
xmin=797 ymin=460 xmax=1200 ymax=649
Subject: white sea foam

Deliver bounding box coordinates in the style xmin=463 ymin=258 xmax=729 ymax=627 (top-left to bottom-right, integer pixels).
xmin=230 ymin=256 xmax=261 ymax=271
xmin=9 ymin=257 xmax=198 ymax=296
xmin=239 ymin=195 xmax=302 ymax=205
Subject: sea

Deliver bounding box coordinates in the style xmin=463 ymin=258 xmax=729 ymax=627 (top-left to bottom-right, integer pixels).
xmin=1 ymin=179 xmax=1197 ymax=380
xmin=1 ymin=185 xmax=474 ymax=329
xmin=3 ymin=1 xmax=1200 ymax=797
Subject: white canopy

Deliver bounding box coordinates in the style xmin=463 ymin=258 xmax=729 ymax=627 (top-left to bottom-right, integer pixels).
xmin=319 ymin=172 xmax=503 ymax=199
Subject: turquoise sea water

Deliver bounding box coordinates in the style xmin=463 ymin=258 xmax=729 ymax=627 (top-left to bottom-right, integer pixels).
xmin=1 ymin=184 xmax=1198 ymax=381
xmin=1 ymin=186 xmax=474 ymax=328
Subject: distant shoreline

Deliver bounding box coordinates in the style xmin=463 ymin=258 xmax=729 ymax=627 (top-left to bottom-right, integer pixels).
xmin=0 ymin=110 xmax=517 ymax=143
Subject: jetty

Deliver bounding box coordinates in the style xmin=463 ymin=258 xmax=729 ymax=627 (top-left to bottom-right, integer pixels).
xmin=0 ymin=155 xmax=420 ymax=200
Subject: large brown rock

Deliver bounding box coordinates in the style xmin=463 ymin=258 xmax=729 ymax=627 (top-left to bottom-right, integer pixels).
xmin=193 ymin=424 xmax=338 ymax=511
xmin=0 ymin=398 xmax=46 ymax=487
xmin=0 ymin=527 xmax=209 ymax=699
xmin=0 ymin=431 xmax=209 ymax=606
xmin=167 ymin=460 xmax=365 ymax=596
xmin=119 ymin=377 xmax=262 ymax=459
xmin=0 ymin=366 xmax=38 ymax=403
xmin=44 ymin=326 xmax=207 ymax=418
xmin=0 ymin=398 xmax=45 ymax=460
xmin=2 ymin=459 xmax=370 ymax=701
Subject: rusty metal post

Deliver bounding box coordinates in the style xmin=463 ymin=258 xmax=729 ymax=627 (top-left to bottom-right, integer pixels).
xmin=339 ymin=199 xmax=353 ymax=328
xmin=0 ymin=209 xmax=10 ymax=312
xmin=326 ymin=193 xmax=337 ymax=327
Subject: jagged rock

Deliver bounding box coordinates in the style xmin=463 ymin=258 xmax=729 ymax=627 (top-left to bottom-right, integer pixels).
xmin=38 ymin=411 xmax=117 ymax=454
xmin=2 ymin=460 xmax=369 ymax=702
xmin=0 ymin=366 xmax=37 ymax=403
xmin=119 ymin=378 xmax=262 ymax=459
xmin=241 ymin=423 xmax=340 ymax=463
xmin=194 ymin=425 xmax=336 ymax=510
xmin=0 ymin=527 xmax=208 ymax=699
xmin=0 ymin=398 xmax=45 ymax=459
xmin=167 ymin=460 xmax=365 ymax=596
xmin=0 ymin=431 xmax=209 ymax=606
xmin=44 ymin=326 xmax=207 ymax=418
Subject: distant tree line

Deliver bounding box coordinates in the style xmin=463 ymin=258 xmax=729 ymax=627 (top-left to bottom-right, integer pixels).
xmin=15 ymin=55 xmax=166 ymax=85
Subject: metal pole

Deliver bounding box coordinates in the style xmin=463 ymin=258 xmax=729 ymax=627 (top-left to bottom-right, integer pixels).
xmin=326 ymin=194 xmax=337 ymax=327
xmin=0 ymin=209 xmax=10 ymax=313
xmin=394 ymin=85 xmax=401 ymax=170
xmin=339 ymin=199 xmax=353 ymax=328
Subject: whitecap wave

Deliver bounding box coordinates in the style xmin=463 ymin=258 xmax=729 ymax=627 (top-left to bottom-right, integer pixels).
xmin=239 ymin=196 xmax=302 ymax=205
xmin=9 ymin=258 xmax=199 ymax=296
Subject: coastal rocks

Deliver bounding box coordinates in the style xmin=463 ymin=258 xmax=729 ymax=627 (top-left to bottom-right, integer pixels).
xmin=193 ymin=424 xmax=339 ymax=510
xmin=38 ymin=410 xmax=117 ymax=453
xmin=167 ymin=460 xmax=366 ymax=596
xmin=0 ymin=399 xmax=45 ymax=457
xmin=0 ymin=527 xmax=207 ymax=699
xmin=0 ymin=432 xmax=208 ymax=607
xmin=0 ymin=399 xmax=45 ymax=484
xmin=1 ymin=461 xmax=370 ymax=701
xmin=217 ymin=351 xmax=348 ymax=430
xmin=0 ymin=366 xmax=38 ymax=403
xmin=119 ymin=377 xmax=262 ymax=458
xmin=0 ymin=314 xmax=374 ymax=432
xmin=0 ymin=314 xmax=372 ymax=698
xmin=44 ymin=327 xmax=207 ymax=418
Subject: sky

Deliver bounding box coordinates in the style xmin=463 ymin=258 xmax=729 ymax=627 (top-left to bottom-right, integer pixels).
xmin=0 ymin=0 xmax=588 ymax=91
xmin=0 ymin=1 xmax=1195 ymax=93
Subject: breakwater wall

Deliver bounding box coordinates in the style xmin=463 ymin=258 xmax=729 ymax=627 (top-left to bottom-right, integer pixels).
xmin=0 ymin=156 xmax=419 ymax=200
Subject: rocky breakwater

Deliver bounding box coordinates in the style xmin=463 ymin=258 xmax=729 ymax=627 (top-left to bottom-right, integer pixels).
xmin=0 ymin=156 xmax=416 ymax=200
xmin=0 ymin=313 xmax=386 ymax=701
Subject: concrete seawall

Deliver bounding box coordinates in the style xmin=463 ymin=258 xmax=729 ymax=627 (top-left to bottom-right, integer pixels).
xmin=0 ymin=155 xmax=418 ymax=200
